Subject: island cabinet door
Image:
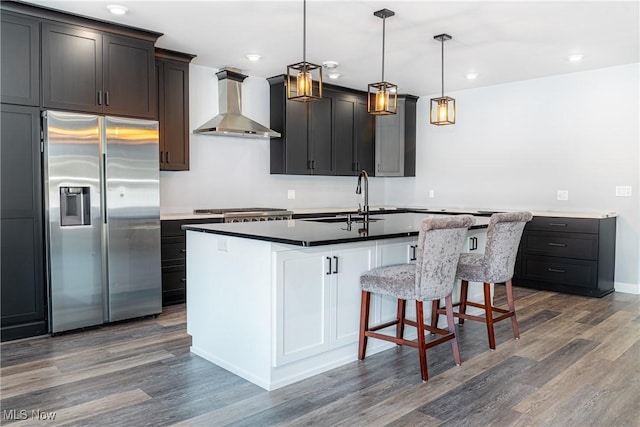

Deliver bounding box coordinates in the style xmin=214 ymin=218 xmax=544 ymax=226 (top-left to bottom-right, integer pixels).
xmin=330 ymin=243 xmax=376 ymax=348
xmin=274 ymin=248 xmax=332 ymax=366
xmin=374 ymin=238 xmax=418 ymax=326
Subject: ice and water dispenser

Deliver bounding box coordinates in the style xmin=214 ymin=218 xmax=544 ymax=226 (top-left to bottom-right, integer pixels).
xmin=60 ymin=186 xmax=91 ymax=226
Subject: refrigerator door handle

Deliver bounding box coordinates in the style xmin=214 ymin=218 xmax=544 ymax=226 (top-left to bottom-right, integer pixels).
xmin=102 ymin=152 xmax=107 ymax=224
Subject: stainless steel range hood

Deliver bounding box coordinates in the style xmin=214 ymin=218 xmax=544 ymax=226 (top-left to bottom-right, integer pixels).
xmin=193 ymin=67 xmax=281 ymax=139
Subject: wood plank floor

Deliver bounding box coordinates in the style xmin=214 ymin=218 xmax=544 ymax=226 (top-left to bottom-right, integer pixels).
xmin=1 ymin=286 xmax=639 ymax=426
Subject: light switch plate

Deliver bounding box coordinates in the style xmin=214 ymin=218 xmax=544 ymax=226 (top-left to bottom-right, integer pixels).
xmin=557 ymin=190 xmax=569 ymax=201
xmin=615 ymin=186 xmax=632 ymax=197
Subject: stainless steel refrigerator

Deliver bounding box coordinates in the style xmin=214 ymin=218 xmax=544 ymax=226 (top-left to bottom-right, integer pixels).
xmin=43 ymin=110 xmax=161 ymax=333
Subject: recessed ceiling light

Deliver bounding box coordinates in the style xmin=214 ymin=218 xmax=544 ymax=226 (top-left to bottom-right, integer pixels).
xmin=568 ymin=53 xmax=584 ymax=63
xmin=465 ymin=72 xmax=479 ymax=80
xmin=322 ymin=61 xmax=339 ymax=69
xmin=107 ymin=4 xmax=128 ymax=15
xmin=327 ymin=72 xmax=341 ymax=79
xmin=245 ymin=54 xmax=262 ymax=62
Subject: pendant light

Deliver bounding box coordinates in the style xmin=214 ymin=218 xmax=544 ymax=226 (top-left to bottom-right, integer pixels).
xmin=287 ymin=0 xmax=322 ymax=102
xmin=368 ymin=9 xmax=397 ymax=115
xmin=430 ymin=33 xmax=456 ymax=125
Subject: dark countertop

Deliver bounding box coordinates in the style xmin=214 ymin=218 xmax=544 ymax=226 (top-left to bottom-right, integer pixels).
xmin=182 ymin=213 xmax=490 ymax=247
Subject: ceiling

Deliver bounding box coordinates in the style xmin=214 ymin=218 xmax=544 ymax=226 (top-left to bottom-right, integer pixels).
xmin=22 ymin=0 xmax=640 ymax=96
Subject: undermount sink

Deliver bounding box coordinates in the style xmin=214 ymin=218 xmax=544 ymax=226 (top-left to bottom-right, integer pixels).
xmin=304 ymin=216 xmax=383 ymax=224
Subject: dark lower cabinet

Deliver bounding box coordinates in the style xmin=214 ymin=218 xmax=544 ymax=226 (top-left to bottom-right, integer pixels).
xmin=1 ymin=104 xmax=47 ymax=340
xmin=513 ymin=216 xmax=616 ymax=297
xmin=161 ymin=218 xmax=222 ymax=306
xmin=1 ymin=11 xmax=40 ymax=106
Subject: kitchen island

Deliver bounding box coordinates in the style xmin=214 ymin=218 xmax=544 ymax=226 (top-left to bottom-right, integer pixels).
xmin=183 ymin=213 xmax=489 ymax=390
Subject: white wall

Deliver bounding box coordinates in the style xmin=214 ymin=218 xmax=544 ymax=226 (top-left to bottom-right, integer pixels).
xmin=160 ymin=63 xmax=639 ymax=290
xmin=159 ymin=64 xmax=385 ymax=213
xmin=385 ymin=64 xmax=640 ymax=290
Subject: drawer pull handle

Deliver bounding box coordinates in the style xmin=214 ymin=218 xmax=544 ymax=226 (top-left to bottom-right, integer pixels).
xmin=549 ymin=223 xmax=567 ymax=227
xmin=548 ymin=243 xmax=567 ymax=247
xmin=548 ymin=268 xmax=566 ymax=273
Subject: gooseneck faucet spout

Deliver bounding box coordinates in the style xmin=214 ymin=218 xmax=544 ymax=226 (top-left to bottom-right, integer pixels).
xmin=356 ymin=170 xmax=369 ymax=221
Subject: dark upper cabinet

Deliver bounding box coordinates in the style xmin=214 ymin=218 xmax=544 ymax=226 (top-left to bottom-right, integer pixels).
xmin=103 ymin=33 xmax=156 ymax=118
xmin=0 ymin=104 xmax=46 ymax=341
xmin=1 ymin=12 xmax=40 ymax=106
xmin=334 ymin=92 xmax=375 ymax=175
xmin=42 ymin=21 xmax=157 ymax=119
xmin=156 ymin=49 xmax=196 ymax=171
xmin=42 ymin=22 xmax=103 ymax=114
xmin=268 ymin=76 xmax=373 ymax=176
xmin=308 ymin=94 xmax=334 ymax=175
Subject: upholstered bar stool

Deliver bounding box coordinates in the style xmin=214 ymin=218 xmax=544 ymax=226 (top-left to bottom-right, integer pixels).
xmin=358 ymin=215 xmax=475 ymax=382
xmin=432 ymin=212 xmax=533 ymax=350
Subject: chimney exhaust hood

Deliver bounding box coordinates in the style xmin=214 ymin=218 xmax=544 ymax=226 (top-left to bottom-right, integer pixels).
xmin=193 ymin=67 xmax=281 ymax=139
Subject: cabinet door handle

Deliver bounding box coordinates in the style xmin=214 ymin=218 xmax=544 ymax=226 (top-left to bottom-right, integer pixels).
xmin=548 ymin=242 xmax=567 ymax=247
xmin=549 ymin=223 xmax=567 ymax=227
xmin=356 ymin=162 xmax=360 ymax=171
xmin=326 ymin=257 xmax=332 ymax=275
xmin=548 ymin=268 xmax=566 ymax=273
xmin=166 ymin=151 xmax=170 ymax=163
xmin=312 ymin=160 xmax=315 ymax=169
xmin=160 ymin=151 xmax=164 ymax=163
xmin=105 ymin=91 xmax=110 ymax=106
xmin=180 ymin=249 xmax=186 ymax=253
xmin=333 ymin=256 xmax=338 ymax=274
xmin=97 ymin=91 xmax=103 ymax=105
xmin=307 ymin=160 xmax=312 ymax=170
xmin=180 ymin=278 xmax=186 ymax=282
xmin=352 ymin=162 xmax=357 ymax=171
xmin=409 ymin=245 xmax=417 ymax=261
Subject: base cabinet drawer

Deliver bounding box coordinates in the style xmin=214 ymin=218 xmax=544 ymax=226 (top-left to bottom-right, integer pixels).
xmin=522 ymin=232 xmax=597 ymax=260
xmin=161 ymin=236 xmax=186 ymax=264
xmin=162 ymin=266 xmax=186 ymax=305
xmin=526 ymin=216 xmax=599 ymax=234
xmin=521 ymin=255 xmax=597 ymax=288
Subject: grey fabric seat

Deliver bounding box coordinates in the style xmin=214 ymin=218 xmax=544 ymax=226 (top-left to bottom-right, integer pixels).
xmin=432 ymin=211 xmax=533 ymax=349
xmin=358 ymin=215 xmax=475 ymax=382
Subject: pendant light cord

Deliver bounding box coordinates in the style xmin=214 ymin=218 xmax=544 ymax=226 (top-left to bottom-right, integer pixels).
xmin=381 ymin=16 xmax=386 ymax=82
xmin=441 ymin=37 xmax=445 ymax=97
xmin=302 ymin=0 xmax=306 ymax=65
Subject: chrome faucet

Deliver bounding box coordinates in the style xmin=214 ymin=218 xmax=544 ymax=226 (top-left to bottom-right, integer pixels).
xmin=356 ymin=169 xmax=369 ymax=221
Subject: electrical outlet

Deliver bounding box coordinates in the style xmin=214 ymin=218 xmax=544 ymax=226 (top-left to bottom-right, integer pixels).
xmin=287 ymin=189 xmax=296 ymax=200
xmin=217 ymin=239 xmax=229 ymax=252
xmin=428 ymin=189 xmax=435 ymax=198
xmin=615 ymin=186 xmax=632 ymax=197
xmin=557 ymin=190 xmax=569 ymax=201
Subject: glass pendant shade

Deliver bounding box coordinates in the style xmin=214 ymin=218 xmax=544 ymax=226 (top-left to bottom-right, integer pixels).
xmin=430 ymin=96 xmax=455 ymax=125
xmin=430 ymin=33 xmax=456 ymax=125
xmin=368 ymin=8 xmax=397 ymax=115
xmin=287 ymin=62 xmax=322 ymax=102
xmin=287 ymin=0 xmax=322 ymax=102
xmin=368 ymin=81 xmax=397 ymax=115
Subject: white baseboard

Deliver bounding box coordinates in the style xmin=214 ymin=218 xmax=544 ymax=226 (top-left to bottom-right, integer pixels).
xmin=615 ymin=282 xmax=640 ymax=295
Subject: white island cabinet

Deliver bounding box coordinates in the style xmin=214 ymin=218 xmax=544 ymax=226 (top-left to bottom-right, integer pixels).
xmin=185 ymin=213 xmax=489 ymax=390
